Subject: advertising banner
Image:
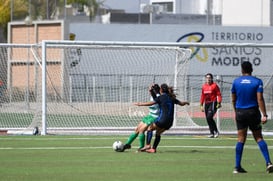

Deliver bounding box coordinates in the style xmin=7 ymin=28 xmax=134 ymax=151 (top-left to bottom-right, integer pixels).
xmin=71 ymin=24 xmax=273 ymax=75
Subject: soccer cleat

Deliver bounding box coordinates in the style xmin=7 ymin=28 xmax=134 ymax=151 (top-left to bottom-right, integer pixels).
xmin=124 ymin=144 xmax=131 ymax=149
xmin=233 ymin=167 xmax=247 ymax=174
xmin=207 ymin=134 xmax=214 ymax=138
xmin=139 ymin=144 xmax=151 ymax=152
xmin=214 ymin=132 xmax=219 ymax=138
xmin=266 ymin=163 xmax=273 ymax=173
xmin=146 ymin=148 xmax=156 ymax=153
xmin=121 ymin=144 xmax=131 ymax=152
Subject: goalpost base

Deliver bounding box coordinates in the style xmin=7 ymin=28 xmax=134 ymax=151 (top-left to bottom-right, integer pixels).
xmin=7 ymin=128 xmax=39 ymax=136
xmin=44 ymin=126 xmax=212 ymax=135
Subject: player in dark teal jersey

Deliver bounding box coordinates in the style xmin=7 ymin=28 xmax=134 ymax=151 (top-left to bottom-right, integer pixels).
xmin=231 ymin=61 xmax=273 ymax=173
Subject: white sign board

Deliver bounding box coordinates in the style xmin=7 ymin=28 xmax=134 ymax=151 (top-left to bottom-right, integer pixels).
xmin=70 ymin=24 xmax=273 ymax=75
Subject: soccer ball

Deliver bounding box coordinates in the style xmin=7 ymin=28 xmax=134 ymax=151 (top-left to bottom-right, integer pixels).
xmin=112 ymin=141 xmax=124 ymax=152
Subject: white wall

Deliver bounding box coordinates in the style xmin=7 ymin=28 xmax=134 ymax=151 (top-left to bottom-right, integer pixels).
xmin=222 ymin=0 xmax=270 ymax=26
xmin=70 ymin=23 xmax=273 ymax=76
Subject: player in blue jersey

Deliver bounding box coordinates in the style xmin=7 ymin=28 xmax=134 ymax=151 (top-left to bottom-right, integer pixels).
xmin=231 ymin=61 xmax=273 ymax=173
xmin=135 ymin=83 xmax=190 ymax=153
xmin=122 ymin=84 xmax=161 ymax=152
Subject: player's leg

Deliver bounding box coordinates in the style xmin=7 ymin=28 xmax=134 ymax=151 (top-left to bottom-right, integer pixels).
xmin=233 ymin=109 xmax=250 ymax=173
xmin=138 ymin=130 xmax=152 ymax=152
xmin=140 ymin=123 xmax=156 ymax=152
xmin=235 ymin=129 xmax=246 ymax=164
xmin=146 ymin=127 xmax=165 ymax=153
xmin=139 ymin=116 xmax=157 ymax=151
xmin=137 ymin=123 xmax=149 ymax=149
xmin=233 ymin=119 xmax=248 ymax=173
xmin=210 ymin=117 xmax=219 ymax=137
xmin=205 ymin=115 xmax=215 ymax=137
xmin=138 ymin=133 xmax=145 ymax=149
xmin=249 ymin=108 xmax=273 ymax=173
xmin=212 ymin=102 xmax=220 ymax=137
xmin=123 ymin=122 xmax=142 ymax=151
xmin=204 ymin=104 xmax=213 ymax=136
xmin=206 ymin=103 xmax=219 ymax=137
xmin=252 ymin=129 xmax=273 ymax=173
xmin=146 ymin=130 xmax=153 ymax=147
xmin=146 ymin=121 xmax=165 ymax=153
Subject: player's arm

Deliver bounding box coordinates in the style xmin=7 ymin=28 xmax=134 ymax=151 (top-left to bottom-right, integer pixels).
xmin=149 ymin=87 xmax=157 ymax=99
xmin=215 ymin=84 xmax=222 ymax=108
xmin=177 ymin=100 xmax=190 ymax=106
xmin=134 ymin=101 xmax=156 ymax=106
xmin=231 ymin=93 xmax=236 ymax=111
xmin=200 ymin=88 xmax=205 ymax=111
xmin=173 ymin=98 xmax=189 ymax=106
xmin=231 ymin=82 xmax=237 ymax=111
xmin=257 ymin=92 xmax=268 ymax=124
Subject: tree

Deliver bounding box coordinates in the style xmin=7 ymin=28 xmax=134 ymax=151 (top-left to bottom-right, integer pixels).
xmin=0 ymin=0 xmax=29 ymax=41
xmin=0 ymin=0 xmax=11 ymax=41
xmin=0 ymin=0 xmax=101 ymax=41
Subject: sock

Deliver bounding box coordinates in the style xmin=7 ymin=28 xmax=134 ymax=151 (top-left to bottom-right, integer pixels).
xmin=126 ymin=132 xmax=138 ymax=145
xmin=146 ymin=130 xmax=153 ymax=145
xmin=139 ymin=133 xmax=145 ymax=148
xmin=235 ymin=142 xmax=244 ymax=168
xmin=258 ymin=140 xmax=272 ymax=165
xmin=153 ymin=135 xmax=161 ymax=149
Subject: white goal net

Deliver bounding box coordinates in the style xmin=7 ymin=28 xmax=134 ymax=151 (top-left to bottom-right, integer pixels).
xmin=1 ymin=42 xmax=273 ymax=135
xmin=39 ymin=41 xmax=196 ymax=135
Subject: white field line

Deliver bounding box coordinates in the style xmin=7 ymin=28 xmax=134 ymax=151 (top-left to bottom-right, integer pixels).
xmin=1 ymin=136 xmax=273 ymax=141
xmin=1 ymin=145 xmax=273 ymax=150
xmin=1 ymin=137 xmax=273 ymax=150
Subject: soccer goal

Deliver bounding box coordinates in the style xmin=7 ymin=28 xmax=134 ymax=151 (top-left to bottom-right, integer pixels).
xmin=37 ymin=40 xmax=202 ymax=135
xmin=1 ymin=41 xmax=273 ymax=135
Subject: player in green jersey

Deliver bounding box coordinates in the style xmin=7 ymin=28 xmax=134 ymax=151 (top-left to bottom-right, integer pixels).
xmin=122 ymin=84 xmax=160 ymax=152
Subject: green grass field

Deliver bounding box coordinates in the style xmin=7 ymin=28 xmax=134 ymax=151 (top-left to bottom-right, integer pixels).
xmin=1 ymin=135 xmax=273 ymax=181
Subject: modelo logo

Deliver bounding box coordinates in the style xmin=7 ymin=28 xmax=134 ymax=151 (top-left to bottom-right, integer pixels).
xmin=176 ymin=32 xmax=208 ymax=62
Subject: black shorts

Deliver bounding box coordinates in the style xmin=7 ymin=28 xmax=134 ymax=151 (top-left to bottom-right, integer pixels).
xmin=154 ymin=117 xmax=173 ymax=130
xmin=235 ymin=107 xmax=262 ymax=131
